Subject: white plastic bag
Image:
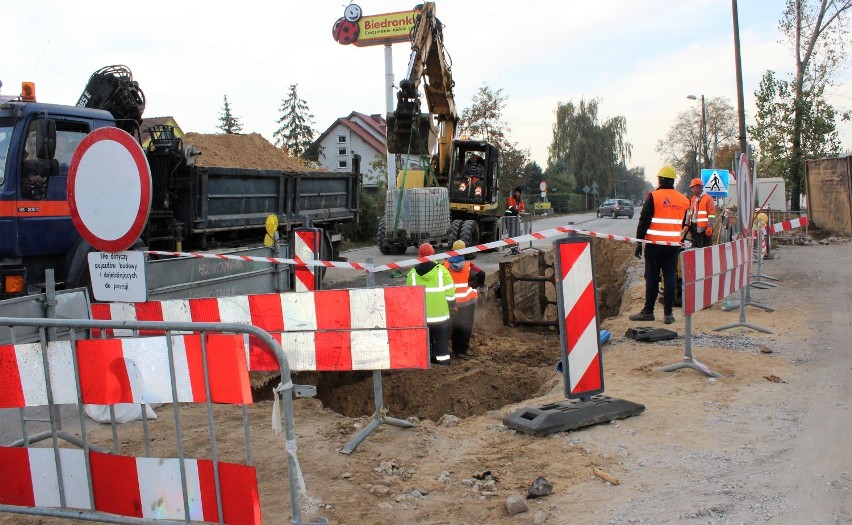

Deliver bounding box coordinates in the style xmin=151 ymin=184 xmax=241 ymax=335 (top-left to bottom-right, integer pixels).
xmin=84 ymin=403 xmax=157 ymax=424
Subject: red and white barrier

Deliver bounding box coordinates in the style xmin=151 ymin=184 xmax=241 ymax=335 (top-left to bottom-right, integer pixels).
xmin=0 ymin=335 xmax=252 ymax=407
xmin=293 ymin=227 xmax=320 ymax=292
xmin=765 ymin=215 xmax=809 ymax=235
xmin=92 ymin=286 xmax=429 ymax=372
xmin=681 ymin=237 xmax=752 ymax=316
xmin=145 ymin=223 xmax=687 ymax=274
xmin=554 ymin=238 xmax=604 ymax=398
xmin=0 ymin=447 xmax=260 ymax=524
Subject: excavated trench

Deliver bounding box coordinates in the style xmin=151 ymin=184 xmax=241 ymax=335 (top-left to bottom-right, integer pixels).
xmin=255 ymin=238 xmax=636 ymax=421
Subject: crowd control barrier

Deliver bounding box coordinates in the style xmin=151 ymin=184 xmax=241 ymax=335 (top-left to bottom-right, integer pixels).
xmin=661 ymin=237 xmax=766 ymax=378
xmin=91 ymin=286 xmax=430 ymax=453
xmin=0 ymin=316 xmax=322 ymax=525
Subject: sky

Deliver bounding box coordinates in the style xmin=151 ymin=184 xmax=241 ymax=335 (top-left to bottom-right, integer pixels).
xmin=3 ymin=0 xmax=850 ymax=183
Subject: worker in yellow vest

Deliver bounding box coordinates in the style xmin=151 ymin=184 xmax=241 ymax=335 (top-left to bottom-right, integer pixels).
xmin=407 ymin=243 xmax=456 ymax=366
xmin=444 ymin=240 xmax=485 ymax=357
xmin=629 ymin=166 xmax=689 ymax=325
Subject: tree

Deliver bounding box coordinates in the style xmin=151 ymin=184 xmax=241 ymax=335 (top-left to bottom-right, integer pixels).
xmin=656 ymin=97 xmax=737 ymax=186
xmin=217 ymin=95 xmax=243 ymax=134
xmin=458 ymin=83 xmax=532 ymax=201
xmin=751 ymin=69 xmax=842 ymax=201
xmin=775 ymin=0 xmax=852 ymax=210
xmin=273 ymin=84 xmax=317 ymax=158
xmin=547 ymin=98 xmax=631 ymax=207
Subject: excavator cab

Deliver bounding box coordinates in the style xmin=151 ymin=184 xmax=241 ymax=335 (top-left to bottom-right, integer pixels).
xmin=449 ymin=140 xmax=499 ymax=207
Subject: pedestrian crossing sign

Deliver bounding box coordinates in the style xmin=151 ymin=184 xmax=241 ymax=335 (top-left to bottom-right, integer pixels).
xmin=700 ymin=169 xmax=729 ymax=197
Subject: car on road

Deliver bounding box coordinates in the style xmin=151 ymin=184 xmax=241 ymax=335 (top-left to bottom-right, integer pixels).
xmin=597 ymin=198 xmax=634 ymax=219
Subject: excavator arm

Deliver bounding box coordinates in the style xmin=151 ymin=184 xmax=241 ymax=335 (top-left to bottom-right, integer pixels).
xmin=386 ymin=2 xmax=456 ymax=180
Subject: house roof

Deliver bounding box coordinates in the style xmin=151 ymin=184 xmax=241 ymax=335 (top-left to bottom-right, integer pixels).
xmin=313 ymin=112 xmax=387 ymax=154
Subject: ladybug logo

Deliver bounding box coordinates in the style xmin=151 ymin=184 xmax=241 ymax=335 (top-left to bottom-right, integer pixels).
xmin=333 ymin=3 xmax=362 ymax=45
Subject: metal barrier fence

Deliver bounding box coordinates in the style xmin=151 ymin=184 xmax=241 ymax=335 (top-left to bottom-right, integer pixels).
xmin=0 ymin=316 xmax=321 ymax=525
xmin=496 ymin=214 xmax=533 ymax=252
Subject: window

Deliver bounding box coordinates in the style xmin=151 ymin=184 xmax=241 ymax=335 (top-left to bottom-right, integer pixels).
xmin=338 ymin=147 xmax=347 ymax=156
xmin=337 ymin=135 xmax=347 ymax=143
xmin=338 ymin=160 xmax=348 ymax=169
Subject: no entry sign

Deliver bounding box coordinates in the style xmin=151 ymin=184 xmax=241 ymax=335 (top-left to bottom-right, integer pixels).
xmin=67 ymin=127 xmax=151 ymax=252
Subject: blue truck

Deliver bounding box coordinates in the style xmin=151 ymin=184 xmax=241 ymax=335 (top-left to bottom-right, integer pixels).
xmin=0 ymin=67 xmax=360 ymax=299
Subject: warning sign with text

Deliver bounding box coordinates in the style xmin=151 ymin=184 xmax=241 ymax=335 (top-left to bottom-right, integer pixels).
xmin=88 ymin=251 xmax=147 ymax=303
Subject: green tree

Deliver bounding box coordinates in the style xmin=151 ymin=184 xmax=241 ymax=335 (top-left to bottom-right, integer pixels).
xmin=547 ymin=98 xmax=631 ymax=208
xmin=217 ymin=95 xmax=243 ymax=134
xmin=751 ymin=69 xmax=842 ymax=201
xmin=774 ymin=0 xmax=851 ymax=210
xmin=273 ymin=84 xmax=317 ymax=158
xmin=656 ymin=97 xmax=737 ymax=186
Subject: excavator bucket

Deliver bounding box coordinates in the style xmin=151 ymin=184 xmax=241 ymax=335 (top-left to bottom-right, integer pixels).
xmin=386 ymin=112 xmax=432 ymax=155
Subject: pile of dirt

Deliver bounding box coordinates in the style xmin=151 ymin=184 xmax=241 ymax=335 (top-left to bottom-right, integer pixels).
xmin=181 ymin=132 xmax=314 ymax=171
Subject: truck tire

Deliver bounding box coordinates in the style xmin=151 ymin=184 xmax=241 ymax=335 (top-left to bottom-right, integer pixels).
xmin=377 ymin=217 xmax=393 ymax=255
xmin=448 ymin=219 xmax=463 ymax=246
xmin=460 ymin=220 xmax=479 ymax=258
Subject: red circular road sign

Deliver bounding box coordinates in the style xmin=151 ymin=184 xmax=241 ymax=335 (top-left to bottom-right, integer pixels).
xmin=67 ymin=127 xmax=151 ymax=253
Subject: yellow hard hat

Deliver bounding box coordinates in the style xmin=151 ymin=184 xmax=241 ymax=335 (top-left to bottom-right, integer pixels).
xmin=657 ymin=166 xmax=677 ymax=179
xmin=452 ymin=240 xmax=466 ymax=250
xmin=753 ymin=212 xmax=768 ymax=226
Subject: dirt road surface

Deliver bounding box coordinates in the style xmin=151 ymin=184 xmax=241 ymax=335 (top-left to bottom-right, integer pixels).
xmin=4 ymin=237 xmax=849 ymax=525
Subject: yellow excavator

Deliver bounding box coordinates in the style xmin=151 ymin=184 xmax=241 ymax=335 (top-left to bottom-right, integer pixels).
xmin=379 ymin=2 xmax=501 ymax=255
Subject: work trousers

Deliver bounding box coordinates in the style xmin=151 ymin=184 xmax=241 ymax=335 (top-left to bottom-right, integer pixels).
xmin=428 ymin=320 xmax=450 ymax=362
xmin=642 ymin=243 xmax=680 ymax=316
xmin=450 ymin=302 xmax=476 ymax=354
xmin=690 ymin=226 xmax=712 ymax=248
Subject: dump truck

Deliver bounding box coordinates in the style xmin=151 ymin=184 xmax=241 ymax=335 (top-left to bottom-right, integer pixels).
xmin=0 ymin=67 xmax=360 ymax=299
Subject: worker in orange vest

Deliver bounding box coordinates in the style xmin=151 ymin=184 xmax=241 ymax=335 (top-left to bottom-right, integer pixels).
xmin=629 ymin=166 xmax=689 ymax=325
xmin=683 ymin=178 xmax=716 ymax=248
xmin=443 ymin=240 xmax=485 ymax=357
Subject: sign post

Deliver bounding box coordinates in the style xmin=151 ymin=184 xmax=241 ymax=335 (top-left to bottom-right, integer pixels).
xmin=68 ymin=127 xmax=151 ymax=302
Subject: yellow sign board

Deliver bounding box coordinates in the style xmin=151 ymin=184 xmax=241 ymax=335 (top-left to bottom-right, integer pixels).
xmin=534 ymin=202 xmax=551 ymax=210
xmin=353 ymin=9 xmax=418 ymax=47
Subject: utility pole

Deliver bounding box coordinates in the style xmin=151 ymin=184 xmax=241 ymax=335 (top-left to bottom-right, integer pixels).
xmin=731 ymin=0 xmax=748 ymax=156
xmin=700 ymin=94 xmax=708 ymax=169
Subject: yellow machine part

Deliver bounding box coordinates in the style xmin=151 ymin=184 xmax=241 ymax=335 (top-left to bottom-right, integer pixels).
xmin=396 ymin=169 xmax=426 ymax=189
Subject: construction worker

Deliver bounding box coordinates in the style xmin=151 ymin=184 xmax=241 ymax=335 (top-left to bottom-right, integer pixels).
xmin=407 ymin=243 xmax=456 ymax=366
xmin=683 ymin=178 xmax=716 ymax=248
xmin=505 ymin=187 xmax=525 ymax=253
xmin=444 ymin=240 xmax=485 ymax=357
xmin=629 ymin=166 xmax=689 ymax=325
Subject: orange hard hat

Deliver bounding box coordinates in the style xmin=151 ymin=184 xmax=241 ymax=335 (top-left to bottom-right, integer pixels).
xmin=690 ymin=178 xmax=703 ymax=188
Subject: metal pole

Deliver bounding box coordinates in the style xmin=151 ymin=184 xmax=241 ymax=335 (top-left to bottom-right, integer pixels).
xmin=385 ymin=43 xmax=397 ymax=188
xmin=732 ymin=0 xmax=748 ymax=156
xmin=701 ymin=95 xmax=708 ymax=169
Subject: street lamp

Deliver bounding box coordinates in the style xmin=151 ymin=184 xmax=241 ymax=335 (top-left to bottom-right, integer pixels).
xmin=687 ymin=94 xmax=707 ymax=170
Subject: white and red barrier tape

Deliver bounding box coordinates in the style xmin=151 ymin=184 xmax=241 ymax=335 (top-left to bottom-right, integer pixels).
xmin=765 ymin=216 xmax=809 ymax=235
xmin=0 ymin=447 xmax=260 ymax=523
xmin=91 ymin=286 xmax=429 ymax=372
xmin=145 ymin=223 xmax=686 ymax=273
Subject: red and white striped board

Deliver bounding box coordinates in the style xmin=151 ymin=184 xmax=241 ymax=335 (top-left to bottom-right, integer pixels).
xmin=0 ymin=447 xmax=260 ymax=524
xmin=0 ymin=335 xmax=252 ymax=408
xmin=681 ymin=237 xmax=752 ymax=316
xmin=90 ymin=286 xmax=429 ymax=372
xmin=554 ymin=237 xmax=604 ymax=399
xmin=293 ymin=228 xmax=321 ymax=292
xmin=766 ymin=215 xmax=809 ymax=235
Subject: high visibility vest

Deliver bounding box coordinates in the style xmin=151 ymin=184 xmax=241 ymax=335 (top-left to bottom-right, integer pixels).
xmin=687 ymin=193 xmax=715 ymax=228
xmin=406 ymin=264 xmax=455 ymax=323
xmin=443 ymin=261 xmax=478 ymax=305
xmin=507 ymin=195 xmax=525 ymax=214
xmin=646 ymin=189 xmax=688 ymax=243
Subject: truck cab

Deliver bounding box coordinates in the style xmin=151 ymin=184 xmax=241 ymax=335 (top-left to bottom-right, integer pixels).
xmin=0 ymin=98 xmax=115 ymax=297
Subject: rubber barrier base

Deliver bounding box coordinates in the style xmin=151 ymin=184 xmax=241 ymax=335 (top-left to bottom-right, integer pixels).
xmin=502 ymin=396 xmax=646 ymax=437
xmin=625 ymin=326 xmax=678 ymax=342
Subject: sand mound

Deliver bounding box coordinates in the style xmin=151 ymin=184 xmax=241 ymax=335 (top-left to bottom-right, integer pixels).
xmin=181 ymin=132 xmax=314 ymax=171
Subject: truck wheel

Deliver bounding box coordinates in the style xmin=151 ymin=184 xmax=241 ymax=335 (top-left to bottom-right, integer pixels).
xmin=390 ymin=243 xmax=408 ymax=255
xmin=448 ymin=219 xmax=463 ymax=246
xmin=377 ymin=217 xmax=392 ymax=255
xmin=460 ymin=220 xmax=479 ymax=258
